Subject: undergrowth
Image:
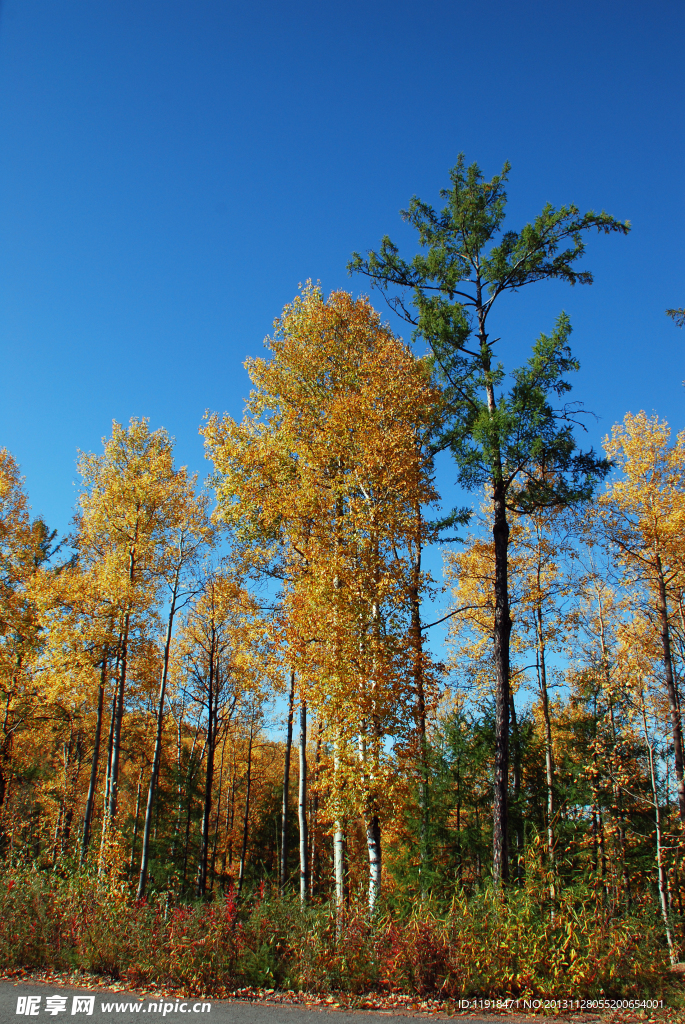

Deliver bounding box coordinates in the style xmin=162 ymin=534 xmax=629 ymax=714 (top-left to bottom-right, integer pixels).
xmin=0 ymin=865 xmax=677 ymax=1001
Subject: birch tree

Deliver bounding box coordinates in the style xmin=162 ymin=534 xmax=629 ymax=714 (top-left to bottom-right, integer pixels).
xmin=203 ymin=286 xmax=441 ymax=912
xmin=599 ymin=412 xmax=685 ymax=832
xmin=0 ymin=449 xmax=56 ymax=840
xmin=75 ymin=418 xmax=192 ymax=843
xmin=136 ymin=483 xmax=213 ymax=898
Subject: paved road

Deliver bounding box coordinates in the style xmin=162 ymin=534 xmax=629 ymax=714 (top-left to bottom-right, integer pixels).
xmin=0 ymin=983 xmax=502 ymax=1024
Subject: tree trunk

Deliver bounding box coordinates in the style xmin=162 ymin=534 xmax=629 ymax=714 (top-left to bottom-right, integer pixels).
xmin=366 ymin=813 xmax=381 ymax=915
xmin=224 ymin=751 xmax=236 ymax=879
xmin=509 ymin=694 xmax=524 ymax=884
xmin=478 ymin=308 xmax=512 ymax=889
xmin=334 ymin=819 xmax=345 ymax=920
xmin=81 ymin=648 xmax=107 ymax=864
xmin=655 ymin=556 xmax=685 ymax=829
xmin=536 ymin=608 xmax=556 ymax=904
xmin=492 ymin=479 xmax=511 ymax=886
xmin=298 ymin=700 xmax=308 ymax=904
xmin=641 ymin=695 xmax=675 ymax=962
xmin=409 ymin=508 xmax=429 ymax=888
xmin=137 ymin=568 xmax=181 ymax=899
xmin=237 ymin=718 xmax=254 ymax=897
xmin=210 ymin=730 xmax=228 ymax=891
xmin=108 ymin=611 xmax=131 ymax=823
xmin=179 ymin=713 xmax=201 ymax=885
xmin=331 ymin=480 xmax=347 ymax=922
xmin=98 ymin=667 xmax=119 ymax=873
xmin=182 ymin=788 xmax=193 ymax=887
xmin=333 ymin=739 xmax=345 ymax=930
xmin=196 ymin=643 xmax=216 ymax=898
xmin=102 ymin=649 xmax=120 ymax=812
xmin=129 ymin=768 xmax=143 ymax=876
xmin=108 ymin=534 xmax=139 ymax=828
xmin=280 ymin=670 xmax=295 ymax=893
xmin=61 ymin=729 xmax=81 ymax=854
xmin=309 ymin=721 xmax=322 ymax=897
xmin=596 ymin=590 xmax=630 ymax=906
xmin=171 ymin=701 xmax=184 ymax=860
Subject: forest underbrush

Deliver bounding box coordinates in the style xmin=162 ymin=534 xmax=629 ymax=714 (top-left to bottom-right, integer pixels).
xmin=0 ymin=864 xmax=679 ymax=1004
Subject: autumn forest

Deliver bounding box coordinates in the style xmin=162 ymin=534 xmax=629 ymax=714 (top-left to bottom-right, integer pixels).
xmin=1 ymin=160 xmax=683 ymax=1000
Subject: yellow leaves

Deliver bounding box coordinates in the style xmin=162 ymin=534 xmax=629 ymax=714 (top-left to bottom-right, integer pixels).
xmin=72 ymin=415 xmax=211 ymax=631
xmin=0 ymin=448 xmax=46 ymax=620
xmin=0 ymin=448 xmax=30 ymax=550
xmin=204 ymin=287 xmax=439 ymax=546
xmin=600 ymin=411 xmax=685 ymax=581
xmin=444 ymin=506 xmax=573 ymax=704
xmin=77 ymin=418 xmax=182 ymax=568
xmin=204 ymin=287 xmax=443 ymax=830
xmin=180 ymin=570 xmax=273 ymax=698
xmin=0 ymin=448 xmax=52 ymax=696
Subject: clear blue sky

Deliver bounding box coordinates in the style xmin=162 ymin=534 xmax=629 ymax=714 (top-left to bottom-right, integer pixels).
xmin=0 ymin=0 xmax=683 ymax=540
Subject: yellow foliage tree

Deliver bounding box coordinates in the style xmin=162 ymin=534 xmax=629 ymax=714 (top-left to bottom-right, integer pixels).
xmin=203 ymin=286 xmax=441 ymax=911
xmin=599 ymin=412 xmax=685 ymax=830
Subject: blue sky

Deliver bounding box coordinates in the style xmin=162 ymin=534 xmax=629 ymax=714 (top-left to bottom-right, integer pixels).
xmin=0 ymin=0 xmax=683 ymax=547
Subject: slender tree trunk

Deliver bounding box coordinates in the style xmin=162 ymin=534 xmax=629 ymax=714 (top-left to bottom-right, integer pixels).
xmin=61 ymin=730 xmax=81 ymax=853
xmin=210 ymin=730 xmax=228 ymax=891
xmin=181 ymin=725 xmax=207 ymax=888
xmin=129 ymin=768 xmax=143 ymax=876
xmin=492 ymin=479 xmax=511 ymax=886
xmin=0 ymin=688 xmax=17 ymax=828
xmin=54 ymin=733 xmax=73 ymax=863
xmin=298 ymin=700 xmax=308 ymax=904
xmin=409 ymin=510 xmax=429 ymax=887
xmin=455 ymin=751 xmax=463 ymax=884
xmin=640 ymin=695 xmax=675 ymax=962
xmin=108 ymin=610 xmax=131 ymax=823
xmin=509 ymin=694 xmax=524 ymax=884
xmin=102 ymin=651 xmax=120 ymax=812
xmin=475 ymin=803 xmax=481 ymax=883
xmin=331 ymin=477 xmax=346 ymax=922
xmin=81 ymin=648 xmax=108 ymax=864
xmin=655 ymin=557 xmax=685 ymax=829
xmin=108 ymin=530 xmax=139 ymax=827
xmin=536 ymin=610 xmax=556 ymax=904
xmin=224 ymin=752 xmax=236 ymax=877
xmin=280 ymin=670 xmax=295 ymax=893
xmin=599 ymin=809 xmax=608 ymax=904
xmin=182 ymin=788 xmax=193 ymax=887
xmin=196 ymin=642 xmax=216 ymax=898
xmin=309 ymin=721 xmax=322 ymax=897
xmin=596 ymin=591 xmax=630 ymax=905
xmin=333 ymin=738 xmax=345 ymax=930
xmin=98 ymin=668 xmax=119 ymax=873
xmin=237 ymin=718 xmax=254 ymax=897
xmin=365 ymin=566 xmax=383 ymax=915
xmin=366 ymin=814 xmax=381 ymax=915
xmin=479 ymin=307 xmax=512 ymax=889
xmin=608 ymin=697 xmax=630 ymax=905
xmin=334 ymin=819 xmax=345 ymax=916
xmin=171 ymin=702 xmax=184 ymax=860
xmin=137 ymin=569 xmax=181 ymax=899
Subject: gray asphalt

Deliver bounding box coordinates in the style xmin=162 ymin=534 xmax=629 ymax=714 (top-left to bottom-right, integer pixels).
xmin=0 ymin=982 xmax=501 ymax=1024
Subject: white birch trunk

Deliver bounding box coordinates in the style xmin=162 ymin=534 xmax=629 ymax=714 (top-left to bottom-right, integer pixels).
xmin=366 ymin=815 xmax=381 ymax=915
xmin=640 ymin=694 xmax=675 ymax=962
xmin=333 ymin=739 xmax=345 ymax=930
xmin=298 ymin=701 xmax=308 ymax=904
